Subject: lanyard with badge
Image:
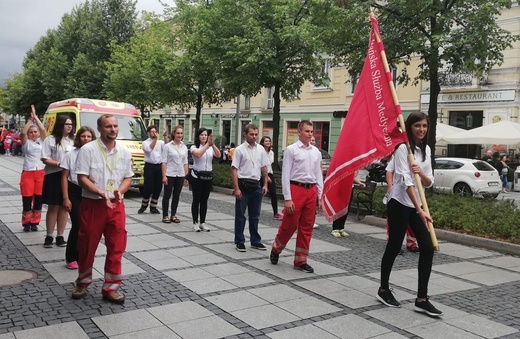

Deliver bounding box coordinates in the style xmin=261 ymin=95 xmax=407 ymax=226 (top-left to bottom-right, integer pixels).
xmin=97 ymin=139 xmax=118 ymax=193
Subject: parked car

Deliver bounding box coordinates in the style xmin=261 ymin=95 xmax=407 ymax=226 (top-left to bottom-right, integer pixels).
xmin=433 ymin=157 xmax=501 ymax=198
xmin=278 ymin=148 xmax=331 ymax=176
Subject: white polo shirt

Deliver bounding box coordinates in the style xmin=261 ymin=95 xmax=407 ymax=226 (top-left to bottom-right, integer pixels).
xmin=60 ymin=147 xmax=80 ymax=186
xmin=191 ymin=144 xmax=214 ymax=171
xmin=41 ymin=135 xmax=73 ymax=175
xmin=231 ymin=142 xmax=269 ymax=181
xmin=22 ymin=138 xmax=45 ymax=171
xmin=281 ymin=140 xmax=323 ymax=200
xmin=266 ymin=150 xmax=274 ymax=174
xmin=162 ymin=141 xmax=188 ymax=177
xmin=388 ymin=143 xmax=434 ymax=208
xmin=142 ymin=138 xmax=164 ymax=164
xmin=75 ymin=139 xmax=134 ymax=199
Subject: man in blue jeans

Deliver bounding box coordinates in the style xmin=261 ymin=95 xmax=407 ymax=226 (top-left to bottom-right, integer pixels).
xmin=231 ymin=124 xmax=269 ymax=252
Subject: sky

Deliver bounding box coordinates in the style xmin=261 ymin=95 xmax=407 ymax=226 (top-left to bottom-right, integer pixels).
xmin=0 ymin=0 xmax=169 ymax=86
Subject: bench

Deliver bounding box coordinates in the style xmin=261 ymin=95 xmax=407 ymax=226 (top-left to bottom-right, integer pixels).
xmin=348 ymin=181 xmax=377 ymax=220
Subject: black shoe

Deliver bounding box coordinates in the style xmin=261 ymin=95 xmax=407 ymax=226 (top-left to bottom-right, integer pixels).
xmin=251 ymin=243 xmax=267 ymax=251
xmin=270 ymin=251 xmax=279 ymax=265
xmin=294 ymin=263 xmax=314 ymax=273
xmin=235 ymin=243 xmax=246 ymax=252
xmin=43 ymin=236 xmax=53 ymax=248
xmin=31 ymin=224 xmax=39 ymax=232
xmin=56 ymin=236 xmax=67 ymax=247
xmin=23 ymin=225 xmax=31 ymax=232
xmin=377 ymin=288 xmax=401 ymax=307
xmin=150 ymin=207 xmax=160 ymax=214
xmin=415 ymin=298 xmax=443 ymax=317
xmin=407 ymin=247 xmax=420 ymax=253
xmin=137 ymin=206 xmax=146 ymax=214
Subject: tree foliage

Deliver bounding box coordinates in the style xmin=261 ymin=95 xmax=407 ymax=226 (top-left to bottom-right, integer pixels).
xmin=333 ymin=0 xmax=518 ymax=162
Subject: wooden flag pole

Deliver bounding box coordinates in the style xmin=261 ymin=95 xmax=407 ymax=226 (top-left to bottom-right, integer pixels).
xmin=370 ymin=13 xmax=439 ymax=251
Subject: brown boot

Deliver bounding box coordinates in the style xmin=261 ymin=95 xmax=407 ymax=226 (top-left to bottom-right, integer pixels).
xmin=102 ymin=291 xmax=125 ymax=304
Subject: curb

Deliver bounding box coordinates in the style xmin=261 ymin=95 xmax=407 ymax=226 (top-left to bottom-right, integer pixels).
xmin=363 ymin=215 xmax=520 ymax=256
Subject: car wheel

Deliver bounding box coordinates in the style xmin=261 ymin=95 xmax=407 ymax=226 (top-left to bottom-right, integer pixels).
xmin=454 ymin=183 xmax=471 ymax=197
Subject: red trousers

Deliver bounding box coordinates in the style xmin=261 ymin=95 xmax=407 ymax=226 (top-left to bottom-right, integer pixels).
xmin=272 ymin=184 xmax=317 ymax=266
xmin=76 ymin=198 xmax=127 ymax=294
xmin=20 ymin=170 xmax=44 ymax=226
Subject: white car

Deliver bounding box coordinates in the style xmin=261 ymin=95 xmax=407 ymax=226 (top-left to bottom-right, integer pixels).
xmin=433 ymin=157 xmax=501 ymax=198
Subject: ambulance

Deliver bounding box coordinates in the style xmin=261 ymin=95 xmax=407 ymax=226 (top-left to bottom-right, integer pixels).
xmin=43 ymin=98 xmax=146 ymax=193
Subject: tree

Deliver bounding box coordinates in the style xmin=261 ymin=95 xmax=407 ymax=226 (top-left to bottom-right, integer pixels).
xmin=197 ymin=0 xmax=353 ymax=168
xmin=335 ymin=0 xmax=518 ymax=163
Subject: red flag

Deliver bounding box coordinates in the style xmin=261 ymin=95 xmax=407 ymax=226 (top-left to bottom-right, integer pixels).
xmin=322 ymin=15 xmax=407 ymax=222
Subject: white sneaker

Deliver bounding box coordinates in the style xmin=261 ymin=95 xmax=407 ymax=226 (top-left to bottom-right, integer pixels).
xmin=193 ymin=223 xmax=200 ymax=232
xmin=199 ymin=223 xmax=210 ymax=232
xmin=313 ymin=223 xmax=319 ymax=229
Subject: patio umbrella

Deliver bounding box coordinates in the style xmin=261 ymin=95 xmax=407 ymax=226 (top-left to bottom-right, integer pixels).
xmin=436 ymin=123 xmax=465 ymax=143
xmin=443 ymin=120 xmax=520 ymax=145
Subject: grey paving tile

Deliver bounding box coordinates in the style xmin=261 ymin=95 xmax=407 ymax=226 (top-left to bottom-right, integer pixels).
xmin=0 ymin=333 xmax=15 ymax=339
xmin=92 ymin=256 xmax=145 ymax=276
xmin=249 ymin=284 xmax=308 ymax=303
xmin=433 ymin=262 xmax=493 ymax=276
xmin=180 ymin=252 xmax=227 ymax=265
xmin=173 ymin=231 xmax=230 ymax=244
xmin=164 ymin=267 xmax=215 ymax=282
xmin=339 ymin=223 xmax=384 ymax=234
xmin=110 ymin=326 xmax=181 ymax=339
xmin=313 ymin=314 xmax=391 ymax=338
xmin=244 ymin=257 xmax=346 ymax=280
xmin=206 ymin=290 xmax=269 ymax=312
xmin=167 ymin=315 xmax=242 ymax=338
xmin=167 ymin=246 xmax=211 ymax=257
xmin=180 ymin=276 xmax=237 ymax=294
xmin=200 ymin=262 xmax=252 ymax=277
xmin=371 ymin=333 xmax=408 ymax=339
xmin=284 ymin=237 xmax=350 ymax=253
xmin=428 ymin=276 xmax=479 ymax=294
xmin=132 ymin=249 xmax=177 ymax=261
xmin=10 ymin=322 xmax=89 ymax=339
xmin=406 ymin=321 xmax=483 ymax=339
xmin=231 ymin=304 xmax=300 ymax=329
xmin=125 ymin=224 xmax=161 ymax=236
xmin=147 ymin=301 xmax=215 ymax=325
xmin=275 ymin=295 xmax=342 ymax=318
xmin=476 ymin=256 xmax=520 ymax=269
xmin=445 ymin=314 xmax=519 ymax=338
xmin=137 ymin=233 xmax=190 ymax=248
xmin=330 ymin=275 xmax=380 ymax=290
xmin=460 ymin=268 xmax=520 ymax=286
xmin=267 ymin=324 xmax=340 ymax=339
xmin=294 ymin=278 xmax=350 ymax=294
xmin=146 ymin=256 xmax=193 ymax=270
xmin=126 ymin=236 xmax=160 ymax=252
xmin=220 ymin=271 xmax=275 ymax=287
xmin=92 ymin=309 xmax=163 ymax=336
xmin=327 ymin=289 xmax=381 ymax=309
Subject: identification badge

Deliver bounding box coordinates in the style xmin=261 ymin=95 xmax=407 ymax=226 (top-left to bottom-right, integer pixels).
xmin=106 ymin=179 xmax=115 ymax=192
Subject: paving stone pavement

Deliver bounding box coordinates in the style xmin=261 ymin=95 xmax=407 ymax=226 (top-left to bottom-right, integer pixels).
xmin=0 ymin=155 xmax=519 ymax=339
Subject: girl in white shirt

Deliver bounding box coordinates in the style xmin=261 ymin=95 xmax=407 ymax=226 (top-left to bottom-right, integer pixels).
xmin=260 ymin=136 xmax=282 ymax=220
xmin=19 ymin=105 xmax=46 ymax=232
xmin=61 ymin=126 xmax=95 ymax=269
xmin=377 ymin=112 xmax=442 ymax=317
xmin=161 ymin=126 xmax=189 ymax=223
xmin=41 ymin=115 xmax=74 ymax=248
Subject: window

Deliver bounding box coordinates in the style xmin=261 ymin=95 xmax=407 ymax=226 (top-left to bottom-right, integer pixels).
xmin=244 ymin=96 xmax=251 ymax=110
xmin=266 ymin=87 xmax=274 ymax=109
xmin=313 ymin=59 xmax=332 ymax=89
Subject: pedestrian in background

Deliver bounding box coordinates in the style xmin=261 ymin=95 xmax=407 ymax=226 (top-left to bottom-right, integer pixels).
xmin=71 ymin=114 xmax=133 ymax=304
xmin=309 ymin=136 xmax=321 ymax=229
xmin=270 ymin=120 xmax=323 ymax=273
xmin=138 ymin=125 xmax=166 ymax=214
xmin=61 ymin=126 xmax=95 ymax=270
xmin=377 ymin=111 xmax=441 ymax=317
xmin=161 ymin=125 xmax=189 ymax=224
xmin=330 ymin=175 xmax=365 ymax=238
xmin=260 ymin=136 xmax=283 ymax=221
xmin=41 ymin=114 xmax=74 ymax=248
xmin=190 ymin=127 xmax=221 ymax=232
xmin=232 ymin=125 xmax=269 ymax=252
xmin=496 ymin=155 xmax=509 ymax=193
xmin=19 ymin=105 xmax=46 ymax=232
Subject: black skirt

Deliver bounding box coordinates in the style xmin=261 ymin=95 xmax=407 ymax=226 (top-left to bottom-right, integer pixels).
xmin=42 ymin=171 xmax=63 ymax=205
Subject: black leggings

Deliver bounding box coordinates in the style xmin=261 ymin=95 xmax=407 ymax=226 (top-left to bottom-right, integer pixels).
xmin=262 ymin=173 xmax=278 ymax=215
xmin=162 ymin=176 xmax=185 ymax=217
xmin=191 ymin=177 xmax=212 ymax=223
xmin=66 ymin=182 xmax=82 ymax=263
xmin=380 ymin=198 xmax=434 ymax=298
xmin=332 ymin=192 xmax=354 ymax=230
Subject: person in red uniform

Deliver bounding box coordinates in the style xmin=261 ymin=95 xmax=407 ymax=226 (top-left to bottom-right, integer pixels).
xmin=71 ymin=114 xmax=133 ymax=304
xmin=270 ymin=120 xmax=323 ymax=273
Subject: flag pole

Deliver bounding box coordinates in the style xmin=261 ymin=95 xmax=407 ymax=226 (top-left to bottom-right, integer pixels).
xmin=369 ymin=12 xmax=439 ymax=251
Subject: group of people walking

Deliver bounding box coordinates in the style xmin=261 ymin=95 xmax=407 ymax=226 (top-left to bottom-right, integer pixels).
xmin=20 ymin=107 xmax=134 ymax=304
xmin=19 ymin=108 xmax=441 ymax=316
